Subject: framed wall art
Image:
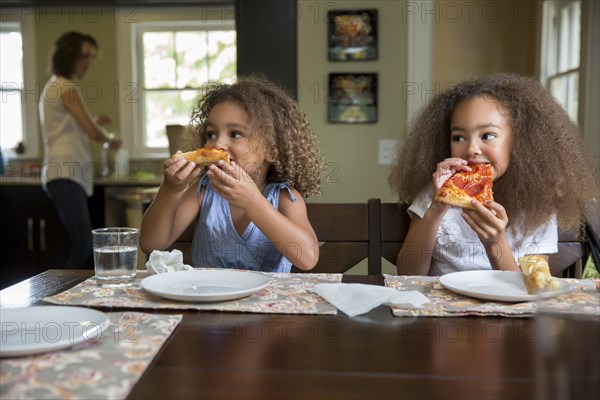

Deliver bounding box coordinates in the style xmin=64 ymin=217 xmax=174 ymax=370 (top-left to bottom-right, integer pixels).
xmin=328 ymin=73 xmax=377 ymax=124
xmin=328 ymin=9 xmax=378 ymax=61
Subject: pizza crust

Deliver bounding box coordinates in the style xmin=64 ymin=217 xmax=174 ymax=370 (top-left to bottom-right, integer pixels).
xmin=435 ymin=186 xmax=475 ymax=209
xmin=518 ymin=255 xmax=560 ymax=294
xmin=172 ymin=148 xmax=230 ymax=165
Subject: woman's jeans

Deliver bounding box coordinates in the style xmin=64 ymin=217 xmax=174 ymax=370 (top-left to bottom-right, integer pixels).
xmin=44 ymin=179 xmax=93 ymax=268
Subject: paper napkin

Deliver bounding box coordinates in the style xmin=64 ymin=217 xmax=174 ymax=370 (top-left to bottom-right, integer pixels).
xmin=313 ymin=283 xmax=430 ymax=317
xmin=145 ymin=249 xmax=194 ymax=274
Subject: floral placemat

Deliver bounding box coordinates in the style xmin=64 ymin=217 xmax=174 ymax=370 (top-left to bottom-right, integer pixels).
xmin=43 ymin=271 xmax=341 ymax=315
xmin=384 ymin=275 xmax=600 ymax=317
xmin=1 ymin=311 xmax=181 ymax=400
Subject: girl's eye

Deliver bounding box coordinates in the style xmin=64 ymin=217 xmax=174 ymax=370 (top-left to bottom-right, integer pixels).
xmin=206 ymin=131 xmax=216 ymax=140
xmin=451 ymin=135 xmax=464 ymax=142
xmin=231 ymin=130 xmax=243 ymax=138
xmin=482 ymin=133 xmax=496 ymax=140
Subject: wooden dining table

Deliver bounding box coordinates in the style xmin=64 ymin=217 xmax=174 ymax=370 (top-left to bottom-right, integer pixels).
xmin=1 ymin=269 xmax=599 ymax=399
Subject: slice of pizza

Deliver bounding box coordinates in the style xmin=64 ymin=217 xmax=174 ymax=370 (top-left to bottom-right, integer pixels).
xmin=518 ymin=254 xmax=560 ymax=294
xmin=171 ymin=147 xmax=230 ymax=165
xmin=434 ymin=163 xmax=493 ymax=209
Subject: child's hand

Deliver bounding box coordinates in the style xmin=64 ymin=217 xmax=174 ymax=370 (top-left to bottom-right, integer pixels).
xmin=430 ymin=158 xmax=470 ymax=213
xmin=462 ymin=200 xmax=509 ymax=246
xmin=207 ymin=161 xmax=262 ymax=209
xmin=162 ymin=153 xmax=202 ymax=192
xmin=432 ymin=158 xmax=470 ymax=191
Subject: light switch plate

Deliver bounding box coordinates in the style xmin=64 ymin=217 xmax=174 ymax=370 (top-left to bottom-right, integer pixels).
xmin=378 ymin=139 xmax=402 ymax=165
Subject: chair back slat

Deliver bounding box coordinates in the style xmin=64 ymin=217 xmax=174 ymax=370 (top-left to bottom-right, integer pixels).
xmin=550 ymin=241 xmax=587 ymax=277
xmin=379 ymin=202 xmax=410 ymax=266
xmin=308 ymin=242 xmax=369 ymax=274
xmin=307 ymin=203 xmax=368 ymax=241
xmin=292 ymin=201 xmax=378 ymax=274
xmin=166 ymin=222 xmax=195 ymax=265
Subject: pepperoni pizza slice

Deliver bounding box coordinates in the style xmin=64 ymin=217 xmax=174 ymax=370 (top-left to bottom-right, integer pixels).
xmin=434 ymin=163 xmax=493 ymax=209
xmin=171 ymin=147 xmax=230 ymax=165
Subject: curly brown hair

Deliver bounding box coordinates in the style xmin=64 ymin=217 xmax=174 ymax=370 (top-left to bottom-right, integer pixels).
xmin=389 ymin=73 xmax=599 ymax=235
xmin=188 ymin=75 xmax=321 ymax=197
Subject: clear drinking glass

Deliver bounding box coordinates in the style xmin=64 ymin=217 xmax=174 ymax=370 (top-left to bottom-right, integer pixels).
xmin=92 ymin=227 xmax=138 ymax=287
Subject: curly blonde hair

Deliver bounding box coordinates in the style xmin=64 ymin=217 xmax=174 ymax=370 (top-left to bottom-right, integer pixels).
xmin=389 ymin=73 xmax=599 ymax=235
xmin=188 ymin=75 xmax=321 ymax=197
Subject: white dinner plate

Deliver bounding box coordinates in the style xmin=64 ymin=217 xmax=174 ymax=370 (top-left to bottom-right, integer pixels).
xmin=439 ymin=270 xmax=572 ymax=302
xmin=0 ymin=306 xmax=110 ymax=358
xmin=141 ymin=270 xmax=271 ymax=302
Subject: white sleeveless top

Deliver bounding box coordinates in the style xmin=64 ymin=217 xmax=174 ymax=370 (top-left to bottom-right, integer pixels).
xmin=40 ymin=75 xmax=94 ymax=196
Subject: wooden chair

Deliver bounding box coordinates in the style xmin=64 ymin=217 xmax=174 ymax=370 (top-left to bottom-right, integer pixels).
xmin=378 ymin=201 xmax=411 ymax=269
xmin=549 ymin=230 xmax=588 ymax=277
xmin=378 ymin=200 xmax=588 ymax=277
xmin=167 ymin=199 xmax=382 ymax=274
xmin=291 ymin=199 xmax=381 ymax=274
xmin=166 ymin=222 xmax=195 ymax=266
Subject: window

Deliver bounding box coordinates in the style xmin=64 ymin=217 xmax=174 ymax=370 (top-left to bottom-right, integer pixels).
xmin=541 ymin=0 xmax=581 ymax=124
xmin=0 ymin=24 xmax=24 ymax=152
xmin=0 ymin=21 xmax=38 ymax=159
xmin=131 ymin=21 xmax=236 ymax=157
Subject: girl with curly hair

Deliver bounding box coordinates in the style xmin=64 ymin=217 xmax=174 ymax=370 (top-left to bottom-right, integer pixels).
xmin=389 ymin=73 xmax=598 ymax=276
xmin=140 ymin=76 xmax=322 ymax=272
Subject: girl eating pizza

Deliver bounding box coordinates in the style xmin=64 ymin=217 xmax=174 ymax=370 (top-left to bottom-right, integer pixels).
xmin=389 ymin=73 xmax=598 ymax=276
xmin=140 ymin=76 xmax=322 ymax=272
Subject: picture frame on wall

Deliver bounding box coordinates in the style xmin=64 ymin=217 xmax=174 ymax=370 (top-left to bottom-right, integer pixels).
xmin=328 ymin=73 xmax=377 ymax=124
xmin=328 ymin=9 xmax=378 ymax=61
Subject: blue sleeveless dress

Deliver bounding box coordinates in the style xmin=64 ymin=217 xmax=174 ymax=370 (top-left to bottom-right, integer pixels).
xmin=191 ymin=175 xmax=296 ymax=272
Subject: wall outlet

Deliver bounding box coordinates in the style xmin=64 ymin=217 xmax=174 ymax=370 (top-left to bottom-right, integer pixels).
xmin=378 ymin=139 xmax=402 ymax=165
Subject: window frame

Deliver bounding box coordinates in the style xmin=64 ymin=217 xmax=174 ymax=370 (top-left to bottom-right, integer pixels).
xmin=540 ymin=0 xmax=581 ymax=124
xmin=118 ymin=17 xmax=235 ymax=160
xmin=0 ymin=20 xmax=39 ymax=160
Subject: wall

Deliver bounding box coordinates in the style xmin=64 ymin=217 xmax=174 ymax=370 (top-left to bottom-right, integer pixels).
xmin=298 ymin=0 xmax=407 ymax=204
xmin=433 ymin=0 xmax=539 ymax=84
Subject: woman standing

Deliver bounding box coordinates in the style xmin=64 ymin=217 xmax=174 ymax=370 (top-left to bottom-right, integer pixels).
xmin=40 ymin=31 xmax=122 ymax=268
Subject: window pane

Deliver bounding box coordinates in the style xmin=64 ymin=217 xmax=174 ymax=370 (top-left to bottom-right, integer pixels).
xmin=568 ymin=2 xmax=580 ymax=70
xmin=144 ymin=89 xmax=197 ymax=148
xmin=0 ymin=31 xmax=23 ymax=88
xmin=207 ymin=31 xmax=236 ymax=82
xmin=566 ymin=73 xmax=578 ymax=123
xmin=550 ymin=75 xmax=565 ymax=103
xmin=175 ymin=31 xmax=208 ymax=88
xmin=143 ymin=32 xmax=176 ymax=89
xmin=558 ymin=2 xmax=580 ymax=72
xmin=0 ymin=91 xmax=23 ymax=148
xmin=550 ymin=72 xmax=578 ymax=124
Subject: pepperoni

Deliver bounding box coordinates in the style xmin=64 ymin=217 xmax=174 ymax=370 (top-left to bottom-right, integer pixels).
xmin=464 ymin=181 xmax=485 ymax=196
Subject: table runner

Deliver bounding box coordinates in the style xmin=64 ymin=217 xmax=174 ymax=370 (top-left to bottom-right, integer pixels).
xmin=384 ymin=275 xmax=600 ymax=317
xmin=43 ymin=271 xmax=341 ymax=315
xmin=0 ymin=311 xmax=181 ymax=400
